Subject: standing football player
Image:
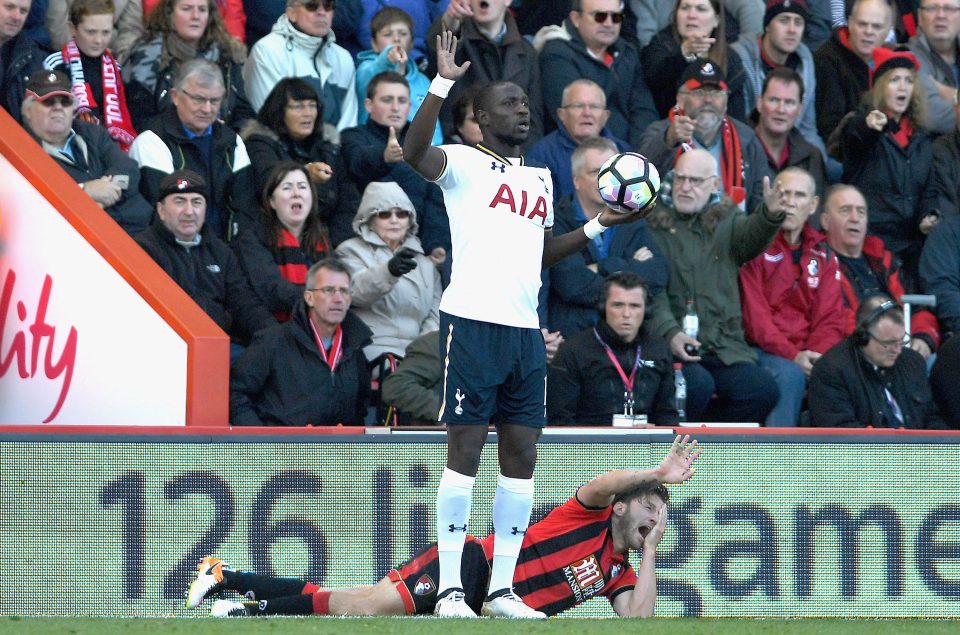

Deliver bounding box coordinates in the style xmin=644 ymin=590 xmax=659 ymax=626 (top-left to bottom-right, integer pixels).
xmin=396 ymin=31 xmax=655 ymax=618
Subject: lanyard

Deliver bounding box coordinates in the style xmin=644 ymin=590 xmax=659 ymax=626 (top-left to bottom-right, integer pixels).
xmin=308 ymin=316 xmax=344 ymax=373
xmin=593 ymin=328 xmax=642 ymax=415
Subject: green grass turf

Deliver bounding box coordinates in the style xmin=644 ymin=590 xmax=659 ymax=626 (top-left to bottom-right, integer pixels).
xmin=1 ymin=618 xmax=958 ymax=635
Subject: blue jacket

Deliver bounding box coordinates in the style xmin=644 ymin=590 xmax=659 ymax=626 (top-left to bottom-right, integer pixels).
xmin=355 ymin=46 xmax=442 ymax=145
xmin=548 ymin=195 xmax=669 ymax=338
xmin=526 ymin=125 xmax=629 ymax=203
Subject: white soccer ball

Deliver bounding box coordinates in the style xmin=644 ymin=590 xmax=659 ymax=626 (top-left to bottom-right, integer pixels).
xmin=597 ymin=152 xmax=661 ymax=214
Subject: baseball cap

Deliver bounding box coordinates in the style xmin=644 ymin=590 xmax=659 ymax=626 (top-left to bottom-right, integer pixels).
xmin=158 ymin=170 xmax=209 ymax=202
xmin=25 ymin=70 xmax=73 ymax=103
xmin=763 ymin=0 xmax=809 ymax=28
xmin=680 ymin=60 xmax=729 ymax=92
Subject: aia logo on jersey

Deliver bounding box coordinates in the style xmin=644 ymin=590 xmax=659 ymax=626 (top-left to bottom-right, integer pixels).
xmin=488 ymin=183 xmax=549 ymax=226
xmin=567 ymin=555 xmax=603 ymax=589
xmin=414 ymin=574 xmax=436 ymax=596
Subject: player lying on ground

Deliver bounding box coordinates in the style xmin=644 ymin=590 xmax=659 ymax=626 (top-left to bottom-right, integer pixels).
xmin=186 ymin=435 xmax=700 ymax=618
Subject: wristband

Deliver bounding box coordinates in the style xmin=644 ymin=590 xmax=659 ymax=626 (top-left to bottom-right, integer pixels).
xmin=583 ymin=215 xmax=608 ymax=240
xmin=429 ymin=75 xmax=456 ymax=99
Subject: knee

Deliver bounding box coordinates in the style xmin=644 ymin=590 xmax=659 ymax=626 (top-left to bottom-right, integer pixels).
xmin=446 ymin=428 xmax=487 ymax=476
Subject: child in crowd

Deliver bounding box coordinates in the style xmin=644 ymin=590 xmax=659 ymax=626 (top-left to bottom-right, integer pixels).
xmin=355 ymin=7 xmax=441 ymax=145
xmin=43 ymin=0 xmax=137 ymax=151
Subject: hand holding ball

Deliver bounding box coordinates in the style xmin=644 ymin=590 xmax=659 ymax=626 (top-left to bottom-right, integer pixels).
xmin=597 ymin=152 xmax=661 ymax=216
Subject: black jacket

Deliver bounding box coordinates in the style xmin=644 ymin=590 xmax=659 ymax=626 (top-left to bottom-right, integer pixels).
xmin=427 ymin=11 xmax=543 ymax=148
xmin=131 ymin=104 xmax=258 ymax=241
xmin=813 ymin=31 xmax=869 ymax=141
xmin=548 ymin=196 xmax=669 ymax=339
xmin=547 ymin=320 xmax=678 ymax=426
xmin=339 ymin=118 xmax=449 ymax=254
xmin=832 ymin=106 xmax=936 ymax=266
xmin=232 ymin=222 xmax=326 ymax=317
xmin=136 ymin=220 xmax=274 ymax=341
xmin=756 ymin=127 xmax=827 ymax=199
xmin=640 ymin=25 xmax=747 ymax=123
xmin=808 ymin=337 xmax=948 ymax=429
xmin=31 ymin=121 xmax=153 ymax=235
xmin=0 ymin=32 xmax=44 ymax=124
xmin=241 ymin=119 xmax=358 ymax=247
xmin=541 ymin=18 xmax=659 ymax=147
xmin=230 ymin=303 xmax=372 ymax=426
xmin=930 ymin=129 xmax=960 ymax=218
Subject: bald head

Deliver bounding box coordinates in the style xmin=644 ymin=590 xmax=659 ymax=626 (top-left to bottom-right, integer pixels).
xmin=672 ymin=149 xmax=720 ymax=215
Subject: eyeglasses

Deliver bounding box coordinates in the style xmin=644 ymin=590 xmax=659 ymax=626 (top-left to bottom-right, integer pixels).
xmin=673 ymin=174 xmax=714 ymax=187
xmin=374 ymin=210 xmax=411 ymax=220
xmin=868 ymin=331 xmax=911 ymax=350
xmin=561 ymin=102 xmax=606 ymax=112
xmin=582 ymin=10 xmax=624 ymax=23
xmin=286 ymin=101 xmax=319 ymax=112
xmin=689 ymin=87 xmax=726 ymax=99
xmin=179 ymin=89 xmax=224 ymax=108
xmin=919 ymin=5 xmax=960 ymax=14
xmin=39 ymin=96 xmax=73 ymax=108
xmin=308 ymin=286 xmax=351 ymax=296
xmin=301 ymin=0 xmax=335 ymax=11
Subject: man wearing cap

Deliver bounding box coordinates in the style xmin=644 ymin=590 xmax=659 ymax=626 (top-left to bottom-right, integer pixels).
xmin=129 ymin=58 xmax=257 ymax=242
xmin=539 ymin=0 xmax=658 ymax=148
xmin=908 ymin=0 xmax=960 ymax=134
xmin=136 ymin=169 xmax=275 ymax=346
xmin=732 ymin=0 xmax=827 ymax=157
xmin=0 ymin=0 xmax=43 ymax=123
xmin=813 ymin=0 xmax=892 ymax=140
xmin=230 ymin=257 xmax=374 ymax=426
xmin=21 ymin=69 xmax=152 ymax=235
xmin=638 ymin=59 xmax=773 ymax=214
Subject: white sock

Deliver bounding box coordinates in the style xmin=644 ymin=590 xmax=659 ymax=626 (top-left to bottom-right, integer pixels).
xmin=487 ymin=473 xmax=534 ymax=595
xmin=435 ymin=467 xmax=475 ymax=593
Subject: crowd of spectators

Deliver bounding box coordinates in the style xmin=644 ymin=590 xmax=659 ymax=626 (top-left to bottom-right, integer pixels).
xmin=5 ymin=0 xmax=960 ymax=428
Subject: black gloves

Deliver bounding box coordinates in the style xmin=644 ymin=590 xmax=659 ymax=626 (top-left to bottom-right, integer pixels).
xmin=387 ymin=247 xmax=419 ymax=277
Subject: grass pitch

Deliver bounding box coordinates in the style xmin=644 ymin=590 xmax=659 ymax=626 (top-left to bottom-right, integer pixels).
xmin=1 ymin=617 xmax=958 ymax=635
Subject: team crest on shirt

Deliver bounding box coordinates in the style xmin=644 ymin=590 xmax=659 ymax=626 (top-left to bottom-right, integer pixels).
xmin=414 ymin=574 xmax=436 ymax=595
xmin=563 ymin=554 xmax=606 ymax=602
xmin=610 ymin=563 xmax=622 ymax=579
xmin=806 ymin=259 xmax=819 ymax=276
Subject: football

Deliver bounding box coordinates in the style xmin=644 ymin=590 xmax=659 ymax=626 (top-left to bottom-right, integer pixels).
xmin=597 ymin=152 xmax=661 ymax=214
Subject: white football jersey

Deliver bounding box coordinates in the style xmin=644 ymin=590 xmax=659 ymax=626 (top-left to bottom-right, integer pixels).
xmin=434 ymin=144 xmax=554 ymax=328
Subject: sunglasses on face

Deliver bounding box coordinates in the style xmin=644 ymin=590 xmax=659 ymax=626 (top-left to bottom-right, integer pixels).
xmin=585 ymin=10 xmax=624 ymax=24
xmin=302 ymin=0 xmax=335 ymax=11
xmin=375 ymin=210 xmax=411 ymax=220
xmin=40 ymin=96 xmax=73 ymax=108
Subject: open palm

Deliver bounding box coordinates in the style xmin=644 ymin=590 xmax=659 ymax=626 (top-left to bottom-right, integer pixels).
xmin=436 ymin=30 xmax=471 ymax=81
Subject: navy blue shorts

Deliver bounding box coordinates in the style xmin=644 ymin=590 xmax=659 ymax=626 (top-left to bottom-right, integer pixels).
xmin=438 ymin=312 xmax=547 ymax=428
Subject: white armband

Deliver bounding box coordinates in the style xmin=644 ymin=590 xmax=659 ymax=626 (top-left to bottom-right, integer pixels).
xmin=429 ymin=75 xmax=456 ymax=99
xmin=583 ymin=215 xmax=608 ymax=240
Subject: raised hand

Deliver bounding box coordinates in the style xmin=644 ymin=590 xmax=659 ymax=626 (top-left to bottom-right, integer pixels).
xmin=306 ymin=161 xmax=333 ymax=184
xmin=762 ymin=175 xmax=785 ymax=214
xmin=668 ymin=109 xmax=695 ymax=147
xmin=383 ymin=126 xmax=404 ymax=163
xmin=658 ymin=435 xmax=700 ymax=483
xmin=436 ymin=30 xmax=471 ymax=81
xmin=682 ymin=32 xmax=716 ymax=58
xmin=386 ymin=44 xmax=408 ymax=68
xmin=442 ymin=0 xmax=473 ymax=32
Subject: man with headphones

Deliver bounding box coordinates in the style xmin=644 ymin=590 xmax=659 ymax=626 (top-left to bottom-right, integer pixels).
xmin=808 ymin=295 xmax=948 ymax=428
xmin=547 ymin=271 xmax=678 ymax=426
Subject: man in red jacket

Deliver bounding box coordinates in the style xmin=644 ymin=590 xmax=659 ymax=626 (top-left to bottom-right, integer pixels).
xmin=820 ymin=184 xmax=940 ymax=359
xmin=740 ymin=167 xmax=845 ymax=426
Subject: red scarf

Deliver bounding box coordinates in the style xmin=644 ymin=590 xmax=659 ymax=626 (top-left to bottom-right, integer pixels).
xmin=308 ymin=318 xmax=344 ymax=373
xmin=887 ymin=114 xmax=913 ymax=150
xmin=274 ymin=227 xmax=327 ymax=322
xmin=670 ymin=108 xmax=745 ymax=199
xmin=62 ymin=41 xmax=137 ymax=151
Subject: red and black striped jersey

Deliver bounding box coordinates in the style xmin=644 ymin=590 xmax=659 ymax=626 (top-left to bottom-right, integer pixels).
xmin=480 ymin=496 xmax=636 ymax=616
